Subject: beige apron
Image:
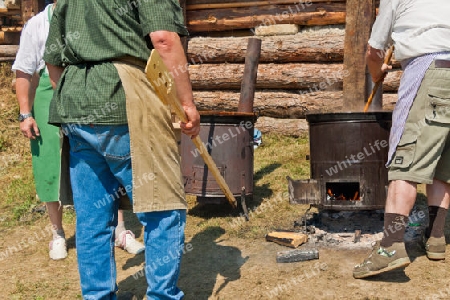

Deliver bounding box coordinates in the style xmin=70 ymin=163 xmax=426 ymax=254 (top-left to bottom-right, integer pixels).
xmin=113 ymin=60 xmax=187 ymax=213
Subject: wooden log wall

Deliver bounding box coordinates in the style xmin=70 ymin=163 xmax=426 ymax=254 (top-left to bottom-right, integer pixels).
xmin=185 ymin=0 xmax=398 ymax=135
xmin=0 ymin=0 xmax=44 ymax=48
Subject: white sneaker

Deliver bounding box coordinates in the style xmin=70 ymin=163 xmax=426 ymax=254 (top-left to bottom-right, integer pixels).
xmin=49 ymin=237 xmax=68 ymax=260
xmin=115 ymin=230 xmax=145 ymax=255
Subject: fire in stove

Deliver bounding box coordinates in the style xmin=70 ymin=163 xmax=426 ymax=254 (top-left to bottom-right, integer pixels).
xmin=326 ymin=182 xmax=360 ymax=201
xmin=287 ymin=112 xmax=392 ymax=211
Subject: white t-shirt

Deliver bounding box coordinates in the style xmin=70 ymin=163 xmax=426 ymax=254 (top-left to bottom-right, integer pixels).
xmin=369 ymin=0 xmax=450 ymax=61
xmin=12 ymin=4 xmax=53 ymax=75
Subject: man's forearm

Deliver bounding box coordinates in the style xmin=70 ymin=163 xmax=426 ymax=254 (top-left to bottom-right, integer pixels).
xmin=149 ymin=31 xmax=195 ymax=109
xmin=15 ymin=70 xmax=34 ymax=113
xmin=46 ymin=63 xmax=65 ymax=89
xmin=366 ymin=45 xmax=385 ymax=83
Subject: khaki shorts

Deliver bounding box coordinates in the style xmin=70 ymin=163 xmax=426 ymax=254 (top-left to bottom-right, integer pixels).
xmin=389 ymin=60 xmax=450 ymax=184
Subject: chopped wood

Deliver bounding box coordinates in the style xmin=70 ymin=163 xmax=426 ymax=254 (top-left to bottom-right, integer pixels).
xmin=266 ymin=231 xmax=308 ymax=248
xmin=276 ymin=248 xmax=319 ymax=263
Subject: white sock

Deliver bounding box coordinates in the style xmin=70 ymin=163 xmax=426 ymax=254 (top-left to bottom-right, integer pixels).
xmin=52 ymin=228 xmax=65 ymax=240
xmin=115 ymin=221 xmax=126 ymax=237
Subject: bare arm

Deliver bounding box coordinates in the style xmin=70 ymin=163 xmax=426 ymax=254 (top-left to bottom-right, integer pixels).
xmin=46 ymin=63 xmax=64 ymax=89
xmin=16 ymin=70 xmax=40 ymax=139
xmin=366 ymin=45 xmax=392 ymax=83
xmin=149 ymin=30 xmax=200 ymax=138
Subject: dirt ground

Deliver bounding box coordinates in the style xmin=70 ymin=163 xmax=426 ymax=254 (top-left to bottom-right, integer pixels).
xmin=0 ymin=199 xmax=449 ymax=300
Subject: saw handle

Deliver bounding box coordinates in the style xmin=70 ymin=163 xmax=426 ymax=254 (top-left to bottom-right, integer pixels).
xmin=145 ymin=50 xmax=238 ymax=208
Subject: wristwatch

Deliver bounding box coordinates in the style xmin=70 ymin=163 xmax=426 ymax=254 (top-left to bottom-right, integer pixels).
xmin=18 ymin=113 xmax=33 ymax=122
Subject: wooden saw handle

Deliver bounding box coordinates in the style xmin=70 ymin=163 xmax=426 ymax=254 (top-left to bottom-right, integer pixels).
xmin=145 ymin=49 xmax=238 ymax=208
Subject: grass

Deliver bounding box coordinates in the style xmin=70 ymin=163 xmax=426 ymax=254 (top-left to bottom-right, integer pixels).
xmin=185 ymin=133 xmax=312 ymax=240
xmin=0 ymin=61 xmax=312 ymax=239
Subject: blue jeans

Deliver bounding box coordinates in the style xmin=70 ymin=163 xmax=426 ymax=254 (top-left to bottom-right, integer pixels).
xmin=63 ymin=124 xmax=186 ymax=300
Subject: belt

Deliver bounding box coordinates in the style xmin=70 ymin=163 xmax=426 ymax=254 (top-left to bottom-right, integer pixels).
xmin=435 ymin=60 xmax=450 ymax=68
xmin=114 ymin=56 xmax=147 ymax=69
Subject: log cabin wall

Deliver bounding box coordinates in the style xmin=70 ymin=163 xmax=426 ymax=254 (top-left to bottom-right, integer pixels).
xmin=1 ymin=0 xmax=401 ymax=136
xmin=0 ymin=0 xmax=45 ymax=62
xmin=185 ymin=0 xmax=400 ymax=136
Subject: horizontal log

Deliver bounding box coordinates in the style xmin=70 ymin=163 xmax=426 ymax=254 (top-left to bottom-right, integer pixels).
xmin=0 ymin=8 xmax=21 ymax=15
xmin=0 ymin=57 xmax=15 ymax=62
xmin=188 ymin=12 xmax=346 ymax=33
xmin=193 ymin=90 xmax=398 ymax=118
xmin=186 ymin=0 xmax=345 ymax=4
xmin=255 ymin=116 xmax=308 ymax=136
xmin=189 ymin=63 xmax=402 ymax=92
xmin=187 ymin=29 xmax=345 ymax=63
xmin=186 ymin=0 xmax=345 ymax=10
xmin=1 ymin=26 xmax=22 ymax=32
xmin=187 ymin=3 xmax=346 ymax=32
xmin=0 ymin=31 xmax=20 ymax=45
xmin=0 ymin=45 xmax=18 ymax=57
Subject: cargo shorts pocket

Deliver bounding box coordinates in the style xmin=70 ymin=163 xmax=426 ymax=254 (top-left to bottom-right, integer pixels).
xmin=391 ymin=135 xmax=417 ymax=169
xmin=425 ymin=87 xmax=450 ymax=124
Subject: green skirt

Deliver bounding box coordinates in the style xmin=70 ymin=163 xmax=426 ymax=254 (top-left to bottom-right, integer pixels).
xmin=30 ymin=72 xmax=61 ymax=202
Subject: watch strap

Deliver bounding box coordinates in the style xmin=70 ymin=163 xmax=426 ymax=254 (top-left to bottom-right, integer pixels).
xmin=18 ymin=113 xmax=33 ymax=122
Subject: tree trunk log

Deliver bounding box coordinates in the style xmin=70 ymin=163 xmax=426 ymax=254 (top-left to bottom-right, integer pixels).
xmin=0 ymin=31 xmax=20 ymax=45
xmin=187 ymin=3 xmax=346 ymax=32
xmin=0 ymin=45 xmax=18 ymax=57
xmin=255 ymin=116 xmax=309 ymax=136
xmin=193 ymin=90 xmax=397 ymax=118
xmin=0 ymin=57 xmax=15 ymax=62
xmin=188 ymin=63 xmax=401 ymax=92
xmin=187 ymin=29 xmax=345 ymax=63
xmin=186 ymin=0 xmax=345 ymax=10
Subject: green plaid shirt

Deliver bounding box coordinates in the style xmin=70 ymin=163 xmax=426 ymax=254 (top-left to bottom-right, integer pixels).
xmin=43 ymin=0 xmax=188 ymax=125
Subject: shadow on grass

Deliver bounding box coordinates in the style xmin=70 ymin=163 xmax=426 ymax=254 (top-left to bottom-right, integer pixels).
xmin=187 ymin=163 xmax=281 ymax=219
